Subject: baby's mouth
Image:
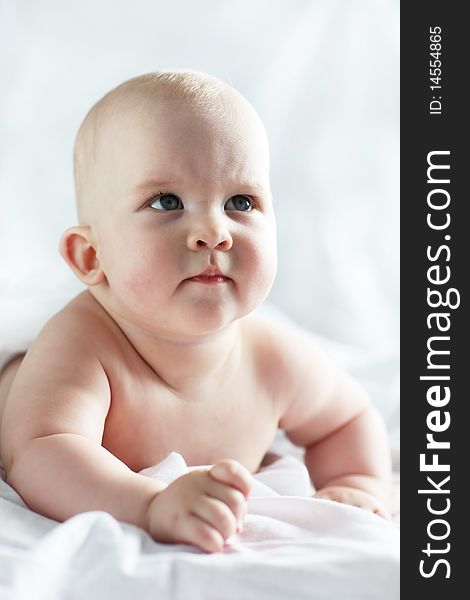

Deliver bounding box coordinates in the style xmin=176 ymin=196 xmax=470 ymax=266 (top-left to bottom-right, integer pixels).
xmin=186 ymin=268 xmax=231 ymax=285
xmin=190 ymin=275 xmax=229 ymax=284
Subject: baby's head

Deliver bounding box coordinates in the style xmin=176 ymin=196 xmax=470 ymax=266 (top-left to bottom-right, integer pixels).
xmin=61 ymin=71 xmax=277 ymax=337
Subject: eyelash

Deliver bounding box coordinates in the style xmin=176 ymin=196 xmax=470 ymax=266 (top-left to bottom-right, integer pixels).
xmin=144 ymin=191 xmax=259 ymax=211
xmin=144 ymin=190 xmax=174 ymax=207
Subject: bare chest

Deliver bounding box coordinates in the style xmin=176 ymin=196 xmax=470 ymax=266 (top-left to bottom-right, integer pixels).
xmin=101 ymin=367 xmax=280 ymax=474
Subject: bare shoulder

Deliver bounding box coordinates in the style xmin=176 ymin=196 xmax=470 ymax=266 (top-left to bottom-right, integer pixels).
xmin=39 ymin=290 xmax=116 ymax=347
xmin=1 ymin=291 xmax=114 ymax=466
xmin=241 ymin=312 xmax=294 ymax=385
xmin=19 ymin=289 xmax=120 ymax=401
xmin=241 ymin=312 xmax=329 ymax=406
xmin=25 ymin=290 xmax=122 ymax=367
xmin=241 ymin=312 xmax=369 ymax=447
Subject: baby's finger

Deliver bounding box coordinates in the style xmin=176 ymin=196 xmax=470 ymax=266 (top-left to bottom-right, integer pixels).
xmin=372 ymin=505 xmax=392 ymax=520
xmin=315 ymin=490 xmax=338 ymax=501
xmin=350 ymin=495 xmax=392 ymax=520
xmin=181 ymin=514 xmax=225 ymax=554
xmin=204 ymin=477 xmax=248 ymax=522
xmin=191 ymin=496 xmax=237 ymax=540
xmin=209 ymin=459 xmax=252 ymax=498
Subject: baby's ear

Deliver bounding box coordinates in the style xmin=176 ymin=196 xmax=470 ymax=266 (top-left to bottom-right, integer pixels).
xmin=59 ymin=226 xmax=106 ymax=286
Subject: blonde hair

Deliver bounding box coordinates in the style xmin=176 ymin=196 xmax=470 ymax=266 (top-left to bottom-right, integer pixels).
xmin=115 ymin=70 xmax=234 ymax=113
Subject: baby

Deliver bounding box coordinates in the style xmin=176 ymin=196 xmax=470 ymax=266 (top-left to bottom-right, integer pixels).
xmin=0 ymin=71 xmax=392 ymax=553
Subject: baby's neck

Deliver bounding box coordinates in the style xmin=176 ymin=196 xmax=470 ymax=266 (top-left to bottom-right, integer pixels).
xmin=111 ymin=314 xmax=243 ymax=397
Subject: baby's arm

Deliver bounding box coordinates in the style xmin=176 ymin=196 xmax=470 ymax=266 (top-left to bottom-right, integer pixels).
xmin=1 ymin=315 xmax=250 ymax=553
xmin=277 ymin=328 xmax=392 ymax=517
xmin=304 ymin=401 xmax=391 ymax=518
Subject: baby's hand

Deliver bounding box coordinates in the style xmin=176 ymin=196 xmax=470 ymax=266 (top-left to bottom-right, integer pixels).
xmin=315 ymin=485 xmax=391 ymax=519
xmin=146 ymin=459 xmax=252 ymax=553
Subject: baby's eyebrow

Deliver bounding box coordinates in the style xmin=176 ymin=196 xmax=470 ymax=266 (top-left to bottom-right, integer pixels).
xmin=132 ymin=178 xmax=268 ymax=195
xmin=235 ymin=181 xmax=267 ymax=192
xmin=216 ymin=179 xmax=270 ymax=196
xmin=133 ymin=179 xmax=179 ymax=193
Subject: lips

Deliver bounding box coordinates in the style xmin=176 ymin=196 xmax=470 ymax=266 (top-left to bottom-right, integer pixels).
xmin=187 ymin=268 xmax=231 ymax=284
xmin=191 ymin=275 xmax=228 ymax=284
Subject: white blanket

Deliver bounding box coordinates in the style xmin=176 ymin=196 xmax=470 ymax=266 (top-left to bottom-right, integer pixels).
xmin=0 ymin=452 xmax=398 ymax=600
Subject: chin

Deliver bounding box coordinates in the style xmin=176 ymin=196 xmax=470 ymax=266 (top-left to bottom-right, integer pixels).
xmin=176 ymin=301 xmax=242 ymax=336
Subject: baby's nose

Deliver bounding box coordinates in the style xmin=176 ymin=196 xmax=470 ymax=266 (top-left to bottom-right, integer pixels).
xmin=187 ymin=218 xmax=233 ymax=251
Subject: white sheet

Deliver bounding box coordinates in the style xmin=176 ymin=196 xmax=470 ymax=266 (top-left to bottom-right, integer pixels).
xmin=0 ymin=452 xmax=399 ymax=600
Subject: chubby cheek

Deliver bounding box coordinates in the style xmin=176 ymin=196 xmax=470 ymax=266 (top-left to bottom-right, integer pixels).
xmin=238 ymin=231 xmax=277 ymax=309
xmin=100 ymin=232 xmax=174 ymax=306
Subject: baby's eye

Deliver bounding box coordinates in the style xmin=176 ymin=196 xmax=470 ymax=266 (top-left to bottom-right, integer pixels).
xmin=149 ymin=193 xmax=183 ymax=211
xmin=225 ymin=195 xmax=253 ymax=212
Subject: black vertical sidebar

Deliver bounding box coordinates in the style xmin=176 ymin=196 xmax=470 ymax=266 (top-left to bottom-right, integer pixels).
xmin=401 ymin=3 xmax=466 ymax=597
